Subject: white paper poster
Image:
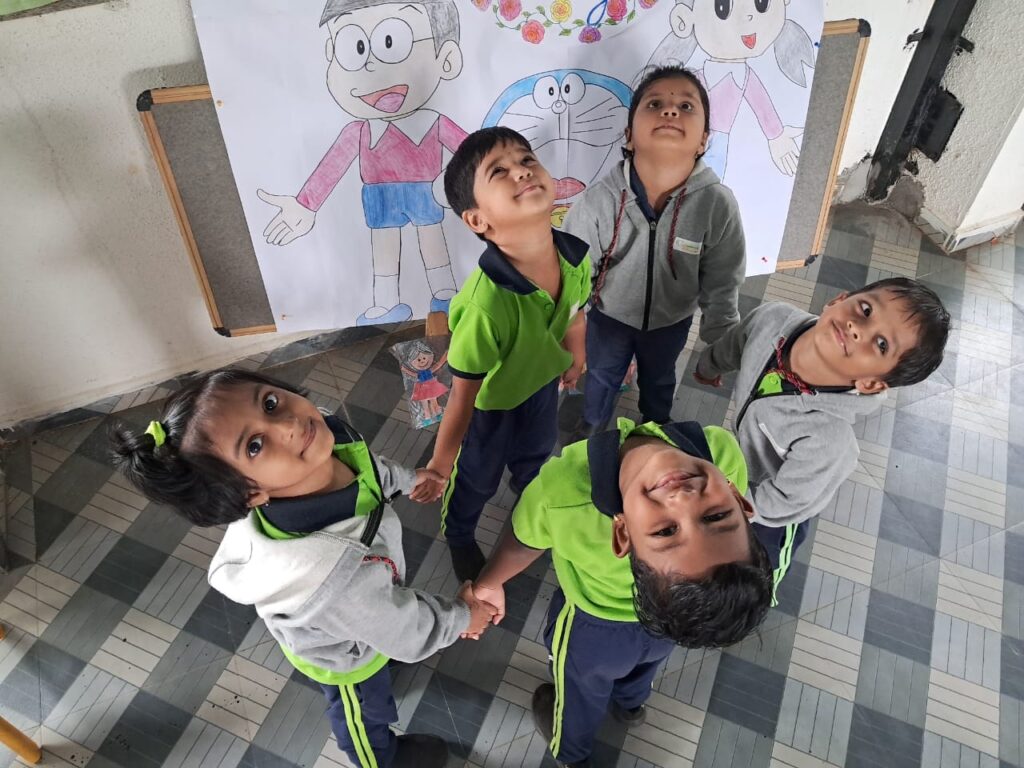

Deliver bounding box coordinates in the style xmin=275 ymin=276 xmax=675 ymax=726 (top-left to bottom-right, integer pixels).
xmin=193 ymin=0 xmax=823 ymax=333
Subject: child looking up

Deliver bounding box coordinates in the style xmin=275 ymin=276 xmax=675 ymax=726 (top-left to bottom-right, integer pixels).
xmin=563 ymin=65 xmax=746 ymax=437
xmin=111 ymin=369 xmax=496 ymax=768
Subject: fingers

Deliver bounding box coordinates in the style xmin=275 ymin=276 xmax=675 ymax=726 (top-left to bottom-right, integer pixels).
xmin=257 ymin=188 xmax=288 ymax=206
xmin=263 ymin=214 xmax=284 ymax=239
xmin=266 ymin=221 xmax=290 ymax=245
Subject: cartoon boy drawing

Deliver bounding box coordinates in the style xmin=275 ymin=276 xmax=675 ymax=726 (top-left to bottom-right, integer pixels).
xmin=258 ymin=0 xmax=467 ymax=325
xmin=649 ymin=0 xmax=815 ymax=179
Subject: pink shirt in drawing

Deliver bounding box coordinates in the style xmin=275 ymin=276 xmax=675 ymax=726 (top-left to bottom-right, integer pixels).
xmin=297 ymin=112 xmax=468 ymax=211
xmin=701 ymin=61 xmax=783 ymax=140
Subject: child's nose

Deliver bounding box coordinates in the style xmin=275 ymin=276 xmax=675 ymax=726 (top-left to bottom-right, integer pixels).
xmin=846 ymin=318 xmax=862 ymax=341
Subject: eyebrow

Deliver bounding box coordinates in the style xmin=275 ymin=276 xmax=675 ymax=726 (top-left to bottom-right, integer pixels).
xmin=400 ymin=4 xmax=425 ymax=13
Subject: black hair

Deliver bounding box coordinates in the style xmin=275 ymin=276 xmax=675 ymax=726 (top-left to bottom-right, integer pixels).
xmin=848 ymin=277 xmax=951 ymax=387
xmin=443 ymin=126 xmax=533 ymax=236
xmin=109 ymin=369 xmax=306 ymax=528
xmin=631 ymin=523 xmax=772 ymax=648
xmin=627 ymin=65 xmax=711 ymax=156
xmin=319 ymin=0 xmax=459 ymax=56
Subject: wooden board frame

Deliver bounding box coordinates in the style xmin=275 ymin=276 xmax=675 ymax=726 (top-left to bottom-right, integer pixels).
xmin=776 ymin=18 xmax=871 ymax=271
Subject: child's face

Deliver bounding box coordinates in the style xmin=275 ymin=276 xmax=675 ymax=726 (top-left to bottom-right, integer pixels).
xmin=201 ymin=383 xmax=337 ymax=506
xmin=673 ymin=0 xmax=788 ymax=61
xmin=324 ymin=3 xmax=461 ymax=120
xmin=461 ymin=141 xmax=556 ymax=239
xmin=626 ymin=77 xmax=708 ymax=162
xmin=612 ymin=437 xmax=755 ymax=580
xmin=812 ymin=289 xmax=921 ymax=393
xmin=411 ymin=351 xmax=434 ymax=369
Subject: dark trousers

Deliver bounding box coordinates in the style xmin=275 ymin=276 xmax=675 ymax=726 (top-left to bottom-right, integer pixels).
xmin=441 ymin=378 xmax=559 ymax=547
xmin=543 ymin=588 xmax=675 ymax=764
xmin=752 ymin=520 xmax=809 ymax=607
xmin=319 ymin=664 xmax=398 ymax=768
xmin=584 ymin=308 xmax=694 ymax=428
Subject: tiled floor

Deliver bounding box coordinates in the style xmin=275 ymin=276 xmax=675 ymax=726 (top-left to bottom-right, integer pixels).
xmin=1 ymin=204 xmax=1022 ymax=768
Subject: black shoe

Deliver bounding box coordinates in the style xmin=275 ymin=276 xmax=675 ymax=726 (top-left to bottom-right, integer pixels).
xmin=393 ymin=733 xmax=448 ymax=767
xmin=611 ymin=700 xmax=647 ymax=726
xmin=448 ymin=540 xmax=486 ymax=582
xmin=566 ymin=419 xmax=606 ymax=446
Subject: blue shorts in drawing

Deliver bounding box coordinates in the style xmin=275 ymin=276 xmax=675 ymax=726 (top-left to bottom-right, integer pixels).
xmin=483 ymin=69 xmax=630 ymax=223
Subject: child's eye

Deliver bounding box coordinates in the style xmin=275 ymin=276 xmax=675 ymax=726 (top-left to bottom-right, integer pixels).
xmin=702 ymin=510 xmax=729 ymax=523
xmin=859 ymin=301 xmax=872 ymax=317
xmin=647 ymin=99 xmax=661 ymax=109
xmin=653 ymin=525 xmax=677 ymax=538
xmin=263 ymin=393 xmax=279 ymax=412
xmin=876 ymin=337 xmax=889 ymax=354
xmin=490 ymin=166 xmax=506 ymax=178
xmin=522 ymin=155 xmax=536 ymax=164
xmin=246 ymin=436 xmax=264 ymax=459
xmin=681 ymin=102 xmax=694 ymax=112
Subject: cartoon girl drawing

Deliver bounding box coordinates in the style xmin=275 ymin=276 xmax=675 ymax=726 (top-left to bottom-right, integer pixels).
xmin=648 ymin=0 xmax=815 ymax=180
xmin=400 ymin=341 xmax=449 ymax=425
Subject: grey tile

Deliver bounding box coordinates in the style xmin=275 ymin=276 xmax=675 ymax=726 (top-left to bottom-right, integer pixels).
xmin=1006 ymin=532 xmax=1024 ymax=586
xmin=922 ymin=732 xmax=1001 ymax=768
xmin=39 ymin=585 xmax=129 ymax=662
xmin=854 ymin=645 xmax=929 ymax=727
xmin=891 ymin=411 xmax=952 ymax=465
xmin=1006 ymin=581 xmax=1024 ymax=642
xmin=692 ymin=714 xmax=774 ymax=768
xmin=707 ymin=653 xmax=786 ymax=737
xmin=94 ymin=690 xmax=193 ymax=768
xmin=1001 ymin=694 xmax=1024 ymax=766
xmin=123 ymin=502 xmax=192 ymax=555
xmin=250 ymin=678 xmax=333 ymax=767
xmin=815 ymin=255 xmax=870 ymax=291
xmin=142 ymin=632 xmax=231 ymax=714
xmin=846 ymin=704 xmax=924 ymax=768
xmin=654 ymin=647 xmax=721 ymax=709
xmin=162 ymin=718 xmax=250 ymax=768
xmin=181 ymin=586 xmax=258 ymax=653
xmin=35 ymin=500 xmax=98 ymax=570
xmin=941 ymin=515 xmax=1004 ymax=575
xmin=775 ymin=560 xmax=810 ymax=617
xmin=878 ymin=494 xmax=944 ymax=557
xmin=436 ymin=625 xmax=519 ymax=696
xmin=341 ymin=402 xmax=390 ymax=445
xmin=870 ymin=540 xmax=940 ymax=607
xmin=408 ymin=671 xmax=492 ymax=759
xmin=799 ymin=568 xmax=869 ymax=640
xmin=499 ymin=573 xmax=543 ymax=636
xmin=0 ymin=639 xmax=87 ymax=722
xmin=884 ymin=450 xmax=948 ymax=511
xmin=85 ymin=536 xmax=169 ymax=605
xmin=723 ymin=610 xmax=798 ymax=675
xmin=134 ymin=557 xmax=209 ymax=628
xmin=1001 ymin=635 xmax=1024 ymax=701
xmin=863 ymin=590 xmax=935 ymax=665
xmin=238 ymin=743 xmax=302 ymax=768
xmin=824 ymin=229 xmax=874 ymax=267
xmin=345 ymin=365 xmax=405 ymax=418
xmin=776 ymin=678 xmax=853 ymax=765
xmin=932 ymin=613 xmax=1001 ymax=690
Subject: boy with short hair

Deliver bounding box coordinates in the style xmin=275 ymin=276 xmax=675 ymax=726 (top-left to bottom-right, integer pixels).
xmin=694 ymin=277 xmax=951 ymax=595
xmin=471 ymin=418 xmax=772 ymax=767
xmin=413 ymin=127 xmax=590 ymax=581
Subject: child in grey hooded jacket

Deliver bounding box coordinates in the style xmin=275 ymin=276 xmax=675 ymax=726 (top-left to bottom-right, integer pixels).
xmin=563 ymin=65 xmax=746 ymax=436
xmin=110 ymin=369 xmax=497 ymax=768
xmin=694 ymin=278 xmax=950 ymax=599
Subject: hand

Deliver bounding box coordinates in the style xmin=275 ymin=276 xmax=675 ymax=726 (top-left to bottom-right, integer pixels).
xmin=257 ymin=189 xmax=316 ymax=245
xmin=561 ymin=361 xmax=585 ymax=392
xmin=768 ymin=126 xmax=803 ymax=176
xmin=472 ymin=582 xmax=505 ymax=626
xmin=410 ymin=468 xmax=447 ymax=503
xmin=693 ymin=368 xmax=722 ymax=388
xmin=458 ymin=581 xmax=498 ymax=639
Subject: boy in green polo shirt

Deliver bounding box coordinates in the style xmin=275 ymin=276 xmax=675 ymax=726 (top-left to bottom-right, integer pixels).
xmin=472 ymin=419 xmax=773 ymax=767
xmin=412 ymin=127 xmax=590 ymax=581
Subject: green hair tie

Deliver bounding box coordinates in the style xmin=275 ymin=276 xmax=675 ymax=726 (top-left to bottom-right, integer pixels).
xmin=146 ymin=421 xmax=167 ymax=448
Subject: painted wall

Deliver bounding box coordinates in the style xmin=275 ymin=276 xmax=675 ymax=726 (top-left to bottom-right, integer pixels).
xmin=915 ymin=0 xmax=1023 ymax=241
xmin=0 ymin=0 xmax=307 ymax=427
xmin=824 ymin=0 xmax=936 ymax=171
xmin=960 ymin=113 xmax=1024 ymax=234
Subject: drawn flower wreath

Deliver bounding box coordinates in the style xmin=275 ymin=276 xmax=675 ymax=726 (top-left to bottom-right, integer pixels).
xmin=474 ymin=0 xmax=658 ymax=45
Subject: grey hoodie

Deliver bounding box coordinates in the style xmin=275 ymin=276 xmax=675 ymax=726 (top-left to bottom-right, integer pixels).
xmin=697 ymin=302 xmax=886 ymax=528
xmin=562 ymin=158 xmax=745 ymax=340
xmin=208 ymin=454 xmax=469 ymax=680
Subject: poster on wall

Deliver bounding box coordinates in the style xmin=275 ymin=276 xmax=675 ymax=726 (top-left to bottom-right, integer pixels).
xmin=193 ymin=0 xmax=822 ymax=333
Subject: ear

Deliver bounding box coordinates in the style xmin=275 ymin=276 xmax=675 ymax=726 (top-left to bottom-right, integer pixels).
xmin=623 ymin=126 xmax=633 ymax=152
xmin=669 ymin=4 xmax=696 ymax=39
xmin=698 ymin=130 xmax=709 ymax=155
xmin=826 ymin=290 xmax=849 ymax=307
xmin=611 ymin=514 xmax=632 ymax=558
xmin=247 ymin=488 xmax=270 ymax=508
xmin=461 ymin=208 xmax=488 ymax=237
xmin=437 ymin=40 xmax=463 ymax=80
xmin=731 ymin=484 xmax=755 ymax=520
xmin=325 ymin=36 xmax=334 ymax=63
xmin=853 ymin=377 xmax=888 ymax=395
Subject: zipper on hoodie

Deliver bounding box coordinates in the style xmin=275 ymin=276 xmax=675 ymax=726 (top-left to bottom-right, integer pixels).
xmin=641 ymin=221 xmax=656 ymax=331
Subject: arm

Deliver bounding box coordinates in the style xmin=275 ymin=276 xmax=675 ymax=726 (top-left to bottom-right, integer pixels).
xmin=694 ymin=304 xmax=759 ymax=384
xmin=410 ymin=376 xmax=482 ymax=502
xmin=560 ymin=310 xmax=587 ymax=389
xmin=438 ymin=114 xmax=469 ymax=153
xmin=431 ymin=350 xmax=449 ymax=372
xmin=743 ymin=68 xmax=784 ymax=140
xmin=696 ymin=202 xmax=746 ymax=344
xmin=373 ymin=455 xmax=417 ymax=498
xmin=473 ymin=526 xmax=545 ymax=625
xmin=749 ymin=429 xmax=859 ymax=528
xmin=562 ymin=196 xmax=604 ymax=279
xmin=296 ymin=121 xmax=363 ymax=211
